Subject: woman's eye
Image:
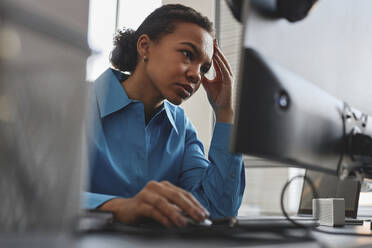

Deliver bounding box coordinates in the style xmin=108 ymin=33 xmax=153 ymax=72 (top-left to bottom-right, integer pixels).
xmin=201 ymin=65 xmax=210 ymax=75
xmin=181 ymin=50 xmax=193 ymax=60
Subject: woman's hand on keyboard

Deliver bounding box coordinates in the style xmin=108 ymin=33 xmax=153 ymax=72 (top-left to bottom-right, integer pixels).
xmin=99 ymin=180 xmax=209 ymax=228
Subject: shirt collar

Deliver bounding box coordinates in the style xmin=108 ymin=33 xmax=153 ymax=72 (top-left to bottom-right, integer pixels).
xmin=94 ymin=68 xmax=178 ymax=134
xmin=164 ymin=101 xmax=178 ymax=134
xmin=94 ymin=68 xmax=132 ymax=118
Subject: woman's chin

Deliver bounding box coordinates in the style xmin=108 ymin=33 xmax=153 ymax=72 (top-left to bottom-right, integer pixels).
xmin=169 ymin=99 xmax=183 ymax=105
xmin=167 ymin=96 xmax=185 ymax=106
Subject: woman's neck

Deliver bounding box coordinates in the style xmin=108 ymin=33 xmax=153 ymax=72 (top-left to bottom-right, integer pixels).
xmin=121 ymin=69 xmax=163 ymax=124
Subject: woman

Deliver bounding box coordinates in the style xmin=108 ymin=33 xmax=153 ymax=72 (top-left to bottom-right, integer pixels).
xmin=85 ymin=4 xmax=245 ymax=228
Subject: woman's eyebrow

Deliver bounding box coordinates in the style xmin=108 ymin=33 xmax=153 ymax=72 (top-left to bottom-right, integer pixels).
xmin=180 ymin=42 xmax=212 ymax=65
xmin=180 ymin=42 xmax=201 ymax=57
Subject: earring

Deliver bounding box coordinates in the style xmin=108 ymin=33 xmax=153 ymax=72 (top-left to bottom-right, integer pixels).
xmin=143 ymin=56 xmax=148 ymax=62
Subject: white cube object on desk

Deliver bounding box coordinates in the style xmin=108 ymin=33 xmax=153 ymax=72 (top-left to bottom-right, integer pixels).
xmin=312 ymin=198 xmax=345 ymax=227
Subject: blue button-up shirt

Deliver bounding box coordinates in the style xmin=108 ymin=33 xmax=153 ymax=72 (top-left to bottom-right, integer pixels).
xmin=84 ymin=68 xmax=245 ymax=217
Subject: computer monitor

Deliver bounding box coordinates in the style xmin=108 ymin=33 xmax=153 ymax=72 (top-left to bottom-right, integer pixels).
xmin=230 ymin=0 xmax=372 ymax=179
xmin=231 ymin=47 xmax=345 ymax=175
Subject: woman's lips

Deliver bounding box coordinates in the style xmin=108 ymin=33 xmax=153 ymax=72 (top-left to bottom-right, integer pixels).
xmin=175 ymin=83 xmax=193 ymax=98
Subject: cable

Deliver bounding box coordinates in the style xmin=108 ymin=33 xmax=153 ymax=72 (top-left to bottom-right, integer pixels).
xmin=280 ymin=175 xmax=319 ymax=228
xmin=280 ymin=174 xmax=372 ymax=237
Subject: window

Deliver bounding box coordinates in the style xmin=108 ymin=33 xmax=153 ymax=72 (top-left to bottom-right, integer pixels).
xmin=87 ymin=0 xmax=161 ymax=82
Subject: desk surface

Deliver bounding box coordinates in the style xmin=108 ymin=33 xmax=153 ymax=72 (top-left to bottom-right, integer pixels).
xmin=1 ymin=221 xmax=371 ymax=248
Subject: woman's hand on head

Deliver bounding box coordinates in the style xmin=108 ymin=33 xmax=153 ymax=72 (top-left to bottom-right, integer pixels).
xmin=202 ymin=40 xmax=234 ymax=123
xmin=99 ymin=181 xmax=209 ymax=228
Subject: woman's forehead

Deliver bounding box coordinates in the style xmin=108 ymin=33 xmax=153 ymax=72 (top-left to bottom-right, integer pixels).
xmin=167 ymin=22 xmax=214 ymax=59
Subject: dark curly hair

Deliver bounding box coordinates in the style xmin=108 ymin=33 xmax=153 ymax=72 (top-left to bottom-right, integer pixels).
xmin=110 ymin=4 xmax=214 ymax=73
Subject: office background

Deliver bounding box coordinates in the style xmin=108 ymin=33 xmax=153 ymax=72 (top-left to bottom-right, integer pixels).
xmin=86 ymin=0 xmax=372 ymax=216
xmin=2 ymin=1 xmax=370 ymax=228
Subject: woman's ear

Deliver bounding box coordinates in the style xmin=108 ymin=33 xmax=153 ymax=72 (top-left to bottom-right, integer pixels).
xmin=137 ymin=34 xmax=151 ymax=59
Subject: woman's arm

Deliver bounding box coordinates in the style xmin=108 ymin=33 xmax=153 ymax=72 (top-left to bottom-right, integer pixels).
xmin=178 ymin=119 xmax=245 ymax=217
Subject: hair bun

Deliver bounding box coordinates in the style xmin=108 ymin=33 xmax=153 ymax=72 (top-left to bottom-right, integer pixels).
xmin=110 ymin=28 xmax=138 ymax=72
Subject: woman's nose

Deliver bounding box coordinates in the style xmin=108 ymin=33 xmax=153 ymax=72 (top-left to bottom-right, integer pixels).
xmin=186 ymin=65 xmax=202 ymax=84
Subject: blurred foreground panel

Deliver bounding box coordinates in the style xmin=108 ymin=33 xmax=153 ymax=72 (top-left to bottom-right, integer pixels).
xmin=0 ymin=0 xmax=90 ymax=233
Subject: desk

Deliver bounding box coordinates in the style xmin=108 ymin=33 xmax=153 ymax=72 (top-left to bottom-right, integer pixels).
xmin=1 ymin=221 xmax=371 ymax=248
xmin=311 ymin=222 xmax=372 ymax=248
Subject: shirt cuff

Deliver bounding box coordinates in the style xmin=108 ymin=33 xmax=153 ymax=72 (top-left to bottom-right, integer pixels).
xmin=211 ymin=122 xmax=233 ymax=152
xmin=83 ymin=192 xmax=118 ymax=209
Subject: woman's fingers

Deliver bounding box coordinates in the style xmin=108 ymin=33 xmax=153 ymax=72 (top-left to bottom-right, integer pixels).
xmin=213 ymin=55 xmax=224 ymax=82
xmin=161 ymin=181 xmax=209 ymax=218
xmin=155 ymin=181 xmax=207 ymax=221
xmin=138 ymin=203 xmax=173 ymax=228
xmin=140 ymin=190 xmax=188 ymax=227
xmin=214 ymin=42 xmax=233 ymax=76
xmin=214 ymin=48 xmax=232 ymax=81
xmin=100 ymin=197 xmax=174 ymax=227
xmin=138 ymin=181 xmax=207 ymax=226
xmin=203 ymin=44 xmax=232 ymax=86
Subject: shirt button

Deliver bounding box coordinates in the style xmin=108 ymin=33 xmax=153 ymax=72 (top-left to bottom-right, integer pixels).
xmin=231 ymin=172 xmax=236 ymax=179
